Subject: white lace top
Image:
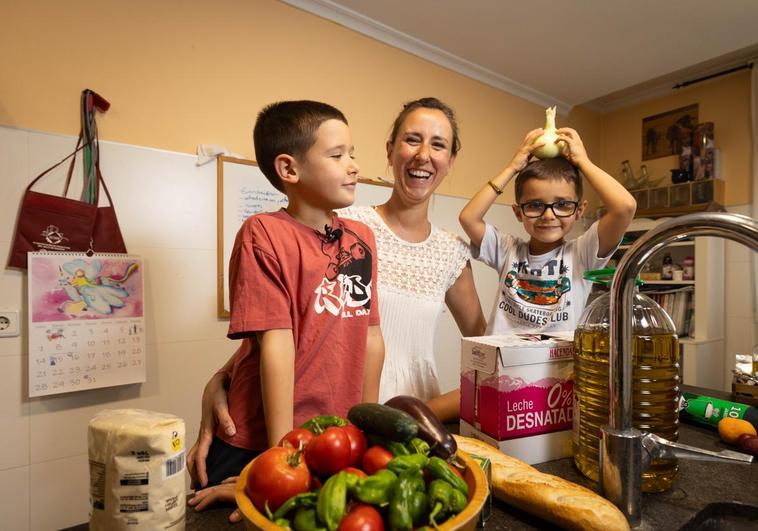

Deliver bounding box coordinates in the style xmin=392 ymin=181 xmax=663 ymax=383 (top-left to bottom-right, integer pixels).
xmin=340 ymin=205 xmax=471 ymax=402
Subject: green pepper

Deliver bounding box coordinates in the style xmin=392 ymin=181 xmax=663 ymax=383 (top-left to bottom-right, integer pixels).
xmin=427 ymin=479 xmax=453 ymax=526
xmin=343 ymin=471 xmax=359 ymax=491
xmin=274 ymin=517 xmax=292 ymax=529
xmin=408 ymin=437 xmax=431 ymax=456
xmin=367 ymin=434 xmax=410 ymax=456
xmin=426 ymin=456 xmax=468 ymax=497
xmin=293 ymin=507 xmax=326 ymax=531
xmin=408 ymin=469 xmax=426 ymax=493
xmin=352 ymin=469 xmax=397 ymax=505
xmin=387 ymin=453 xmax=429 ymax=476
xmin=301 ymin=415 xmax=348 ymax=432
xmin=408 ymin=490 xmax=429 ymax=526
xmin=388 ymin=468 xmax=418 ymax=531
xmin=449 ymin=487 xmax=467 ymax=514
xmin=316 ymin=472 xmax=348 ymax=531
xmin=273 ymin=491 xmax=318 ymax=520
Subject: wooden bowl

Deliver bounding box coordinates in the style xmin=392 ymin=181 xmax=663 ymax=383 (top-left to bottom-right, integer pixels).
xmin=235 ymin=449 xmax=488 ymax=531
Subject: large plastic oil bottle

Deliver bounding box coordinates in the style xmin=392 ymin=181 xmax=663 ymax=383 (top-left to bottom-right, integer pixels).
xmin=573 ymin=268 xmax=680 ymax=492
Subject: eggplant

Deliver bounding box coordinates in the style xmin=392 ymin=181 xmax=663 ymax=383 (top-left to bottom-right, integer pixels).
xmin=384 ymin=395 xmax=457 ymax=460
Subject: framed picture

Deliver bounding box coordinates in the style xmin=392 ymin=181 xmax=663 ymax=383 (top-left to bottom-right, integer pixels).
xmin=642 ymin=104 xmax=698 ymax=161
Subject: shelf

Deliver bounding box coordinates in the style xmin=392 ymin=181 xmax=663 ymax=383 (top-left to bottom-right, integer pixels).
xmin=642 ymin=280 xmax=695 ymax=286
xmin=679 ymin=336 xmax=724 ymax=346
xmin=619 ymin=241 xmax=693 ymax=250
xmin=634 ymin=201 xmax=725 ymax=219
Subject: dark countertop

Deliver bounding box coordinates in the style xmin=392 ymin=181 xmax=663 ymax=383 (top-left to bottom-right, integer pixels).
xmin=68 ymin=383 xmax=757 ymax=530
xmin=67 ymin=422 xmax=756 ymax=531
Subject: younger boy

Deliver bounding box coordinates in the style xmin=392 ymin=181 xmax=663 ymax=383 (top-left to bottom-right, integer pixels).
xmin=202 ymin=100 xmax=385 ymax=485
xmin=459 ymin=127 xmax=636 ymax=334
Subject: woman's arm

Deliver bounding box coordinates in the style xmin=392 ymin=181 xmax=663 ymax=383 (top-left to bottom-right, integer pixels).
xmin=187 ymin=348 xmax=240 ymax=489
xmin=432 ymin=262 xmax=486 ymax=423
xmin=444 ymin=261 xmax=486 ymax=337
xmin=362 ymin=325 xmax=385 ymax=402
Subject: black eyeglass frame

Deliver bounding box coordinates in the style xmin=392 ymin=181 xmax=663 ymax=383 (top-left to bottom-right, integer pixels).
xmin=518 ymin=200 xmax=580 ymax=218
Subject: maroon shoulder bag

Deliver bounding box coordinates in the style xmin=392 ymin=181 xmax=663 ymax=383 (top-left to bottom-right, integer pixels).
xmin=8 ymin=135 xmax=127 ymax=269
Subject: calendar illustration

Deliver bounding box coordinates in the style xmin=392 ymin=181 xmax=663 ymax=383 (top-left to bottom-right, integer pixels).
xmin=28 ymin=252 xmax=146 ymax=397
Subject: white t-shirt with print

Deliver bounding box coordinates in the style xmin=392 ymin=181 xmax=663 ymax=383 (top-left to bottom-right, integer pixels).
xmin=474 ymin=221 xmax=612 ymax=335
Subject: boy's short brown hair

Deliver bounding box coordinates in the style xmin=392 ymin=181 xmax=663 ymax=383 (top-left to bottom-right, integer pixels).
xmin=514 ymin=158 xmax=583 ymax=202
xmin=253 ymin=100 xmax=348 ymax=192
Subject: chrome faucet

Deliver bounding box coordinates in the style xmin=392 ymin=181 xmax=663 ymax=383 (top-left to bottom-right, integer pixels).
xmin=601 ymin=212 xmax=757 ymax=526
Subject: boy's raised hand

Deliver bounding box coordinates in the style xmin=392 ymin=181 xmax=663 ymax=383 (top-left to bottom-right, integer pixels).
xmin=556 ymin=127 xmax=589 ymax=166
xmin=507 ymin=128 xmax=545 ymax=173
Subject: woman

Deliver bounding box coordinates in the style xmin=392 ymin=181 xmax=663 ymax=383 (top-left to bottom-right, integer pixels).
xmin=187 ymin=97 xmax=486 ymax=518
xmin=341 ymin=97 xmax=484 ymax=403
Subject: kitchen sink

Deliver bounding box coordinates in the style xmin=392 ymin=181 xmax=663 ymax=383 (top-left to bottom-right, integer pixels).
xmin=678 ymin=502 xmax=758 ymax=531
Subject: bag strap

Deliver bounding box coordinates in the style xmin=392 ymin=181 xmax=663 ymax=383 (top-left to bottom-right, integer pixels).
xmin=68 ymin=130 xmax=117 ymax=208
xmin=26 ymin=133 xmax=89 ymax=194
xmin=94 ymin=160 xmax=117 ymax=207
xmin=26 ymin=131 xmax=116 ymax=208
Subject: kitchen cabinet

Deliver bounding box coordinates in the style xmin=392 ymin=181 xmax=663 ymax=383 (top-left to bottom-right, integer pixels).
xmin=614 ymin=217 xmax=727 ymax=391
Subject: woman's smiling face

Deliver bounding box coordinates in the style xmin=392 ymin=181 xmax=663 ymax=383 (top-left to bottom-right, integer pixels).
xmin=386 ymin=107 xmax=455 ymax=204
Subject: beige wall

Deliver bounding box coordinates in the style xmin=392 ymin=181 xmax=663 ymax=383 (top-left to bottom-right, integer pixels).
xmin=599 ymin=70 xmax=752 ymax=206
xmin=1 ymin=0 xmax=598 ymax=204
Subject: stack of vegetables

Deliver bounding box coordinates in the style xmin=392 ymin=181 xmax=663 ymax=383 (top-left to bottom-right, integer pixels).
xmin=243 ymin=396 xmax=471 ymax=531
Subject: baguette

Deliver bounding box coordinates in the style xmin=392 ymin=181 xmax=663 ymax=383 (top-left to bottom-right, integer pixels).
xmin=454 ymin=435 xmax=629 ymax=531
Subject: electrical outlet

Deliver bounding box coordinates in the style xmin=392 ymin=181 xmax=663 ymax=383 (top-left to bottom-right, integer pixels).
xmin=0 ymin=309 xmax=20 ymax=337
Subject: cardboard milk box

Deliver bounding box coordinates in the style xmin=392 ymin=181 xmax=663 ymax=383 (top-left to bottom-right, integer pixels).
xmin=460 ymin=333 xmax=574 ymax=464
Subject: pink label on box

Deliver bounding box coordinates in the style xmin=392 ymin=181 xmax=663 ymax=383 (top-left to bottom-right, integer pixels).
xmin=479 ymin=375 xmax=573 ymax=440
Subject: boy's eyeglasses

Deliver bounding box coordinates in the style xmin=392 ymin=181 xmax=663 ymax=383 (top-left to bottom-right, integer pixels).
xmin=519 ymin=200 xmax=579 ymax=218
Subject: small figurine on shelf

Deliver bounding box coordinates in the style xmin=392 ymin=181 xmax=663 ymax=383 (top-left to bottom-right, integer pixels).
xmin=661 ymin=254 xmax=674 ymax=280
xmin=683 ymin=256 xmax=695 ymax=280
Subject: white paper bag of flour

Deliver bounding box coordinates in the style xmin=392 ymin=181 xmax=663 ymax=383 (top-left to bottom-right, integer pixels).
xmin=88 ymin=409 xmax=186 ymax=530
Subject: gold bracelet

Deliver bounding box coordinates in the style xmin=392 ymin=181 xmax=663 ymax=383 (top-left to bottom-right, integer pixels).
xmin=487 ymin=180 xmax=503 ymax=195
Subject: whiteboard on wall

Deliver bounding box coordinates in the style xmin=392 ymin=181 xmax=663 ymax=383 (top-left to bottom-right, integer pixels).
xmin=216 ymin=155 xmax=527 ymax=392
xmin=216 ymin=156 xmax=394 ymax=317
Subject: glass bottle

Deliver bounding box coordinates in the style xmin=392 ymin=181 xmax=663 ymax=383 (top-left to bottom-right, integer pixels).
xmin=621 ymin=160 xmax=636 ymax=188
xmin=573 ymin=269 xmax=680 ymax=492
xmin=661 ymin=254 xmax=673 ymax=280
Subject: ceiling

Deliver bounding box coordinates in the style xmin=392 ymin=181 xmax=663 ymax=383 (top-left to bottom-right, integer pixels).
xmin=282 ymin=0 xmax=758 ymax=113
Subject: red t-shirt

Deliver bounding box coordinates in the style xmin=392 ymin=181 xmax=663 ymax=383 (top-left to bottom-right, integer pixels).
xmin=219 ymin=209 xmax=380 ymax=451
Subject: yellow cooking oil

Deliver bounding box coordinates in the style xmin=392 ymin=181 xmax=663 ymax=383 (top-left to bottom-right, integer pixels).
xmin=573 ymin=325 xmax=680 ymax=492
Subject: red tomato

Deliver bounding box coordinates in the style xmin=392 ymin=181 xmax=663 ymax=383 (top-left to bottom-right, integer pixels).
xmin=342 ymin=424 xmax=368 ymax=467
xmin=342 ymin=466 xmax=368 ymax=478
xmin=278 ymin=428 xmax=314 ymax=450
xmin=361 ymin=446 xmax=394 ymax=475
xmin=338 ymin=503 xmax=384 ymax=531
xmin=245 ymin=447 xmax=311 ymax=512
xmin=305 ymin=426 xmax=352 ymax=476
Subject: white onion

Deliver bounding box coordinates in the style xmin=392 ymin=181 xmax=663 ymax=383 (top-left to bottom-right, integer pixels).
xmin=532 ymin=106 xmax=565 ymax=159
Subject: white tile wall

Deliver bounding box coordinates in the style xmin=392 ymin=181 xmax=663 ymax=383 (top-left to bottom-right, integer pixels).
xmin=0 ymin=126 xmax=234 ymax=529
xmin=30 ymin=454 xmax=90 ymax=531
xmin=0 ymin=465 xmax=30 ymax=531
xmin=0 ymin=355 xmax=30 ymax=471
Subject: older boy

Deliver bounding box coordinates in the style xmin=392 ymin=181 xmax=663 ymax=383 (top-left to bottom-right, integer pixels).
xmin=459 ymin=127 xmax=636 ymax=334
xmin=200 ymin=100 xmax=384 ymax=486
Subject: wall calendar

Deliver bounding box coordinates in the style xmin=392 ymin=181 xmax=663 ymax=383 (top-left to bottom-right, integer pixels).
xmin=27 ymin=252 xmax=146 ymax=397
